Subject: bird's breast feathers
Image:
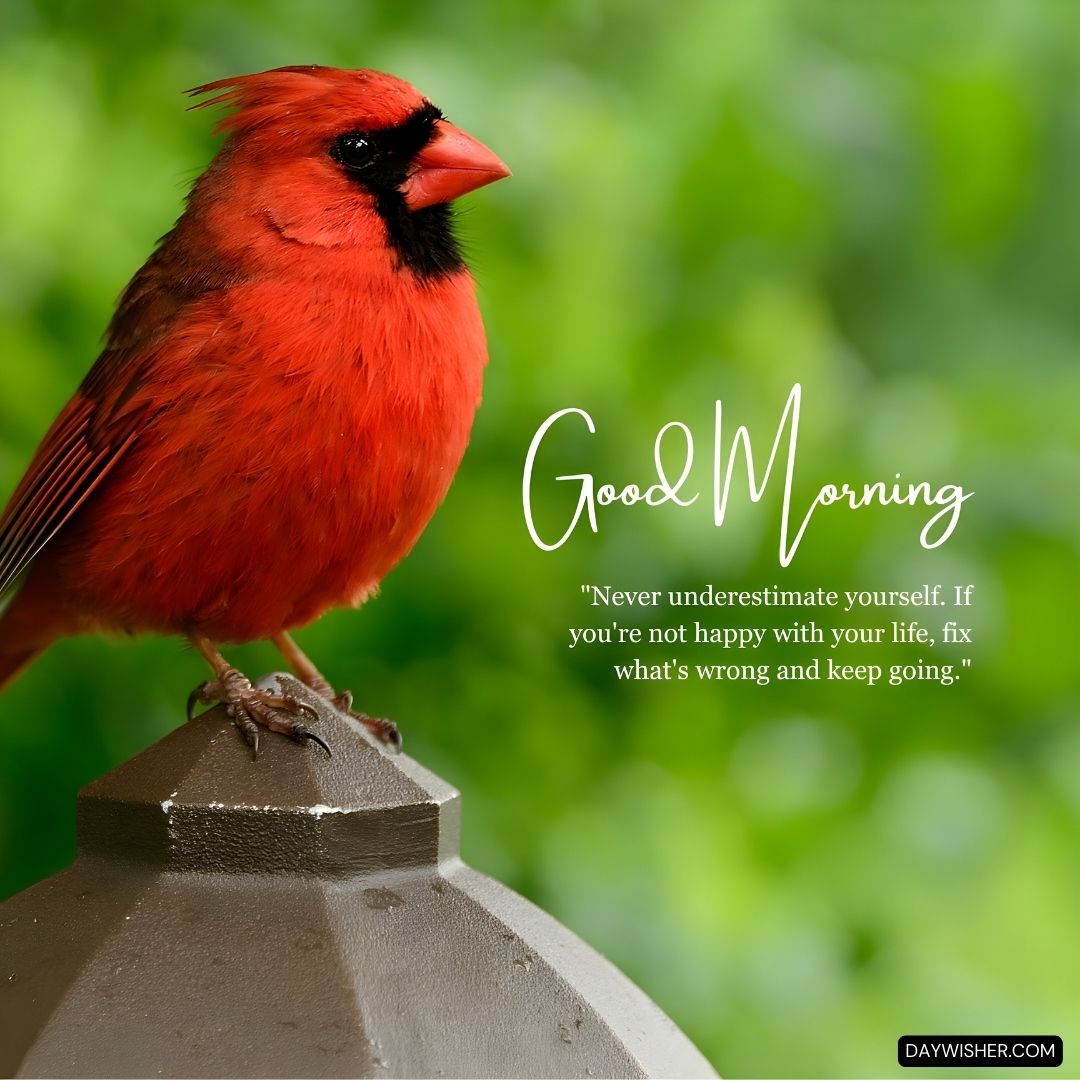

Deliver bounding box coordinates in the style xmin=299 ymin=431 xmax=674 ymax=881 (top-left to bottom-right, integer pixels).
xmin=58 ymin=263 xmax=489 ymax=640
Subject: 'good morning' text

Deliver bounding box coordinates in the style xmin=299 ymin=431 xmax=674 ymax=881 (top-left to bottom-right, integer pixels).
xmin=521 ymin=383 xmax=971 ymax=567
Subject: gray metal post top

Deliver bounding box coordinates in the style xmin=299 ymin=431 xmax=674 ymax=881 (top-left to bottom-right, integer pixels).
xmin=0 ymin=675 xmax=717 ymax=1080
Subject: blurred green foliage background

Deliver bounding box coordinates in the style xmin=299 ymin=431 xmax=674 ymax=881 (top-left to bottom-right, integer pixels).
xmin=2 ymin=1 xmax=1079 ymax=1075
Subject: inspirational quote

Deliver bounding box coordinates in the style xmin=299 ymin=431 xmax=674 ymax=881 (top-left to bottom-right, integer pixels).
xmin=569 ymin=582 xmax=975 ymax=686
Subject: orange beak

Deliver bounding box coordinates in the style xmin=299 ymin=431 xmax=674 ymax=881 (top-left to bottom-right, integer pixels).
xmin=402 ymin=120 xmax=510 ymax=211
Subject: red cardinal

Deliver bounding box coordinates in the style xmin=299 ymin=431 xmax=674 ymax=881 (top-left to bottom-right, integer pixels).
xmin=0 ymin=65 xmax=509 ymax=754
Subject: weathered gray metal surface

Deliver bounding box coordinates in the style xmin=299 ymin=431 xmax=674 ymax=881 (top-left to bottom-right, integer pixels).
xmin=0 ymin=676 xmax=717 ymax=1079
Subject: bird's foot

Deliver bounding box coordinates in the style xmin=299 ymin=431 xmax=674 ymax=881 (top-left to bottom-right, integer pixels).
xmin=268 ymin=633 xmax=401 ymax=753
xmin=329 ymin=688 xmax=402 ymax=753
xmin=187 ymin=667 xmax=331 ymax=759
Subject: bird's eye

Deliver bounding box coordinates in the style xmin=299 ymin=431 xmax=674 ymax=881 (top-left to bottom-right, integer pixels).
xmin=330 ymin=133 xmax=380 ymax=174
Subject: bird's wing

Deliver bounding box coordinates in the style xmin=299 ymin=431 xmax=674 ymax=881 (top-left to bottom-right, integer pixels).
xmin=0 ymin=345 xmax=155 ymax=599
xmin=0 ymin=213 xmax=247 ymax=601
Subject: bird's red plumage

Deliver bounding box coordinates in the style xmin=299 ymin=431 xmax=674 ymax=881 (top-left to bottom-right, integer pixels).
xmin=0 ymin=66 xmax=499 ymax=681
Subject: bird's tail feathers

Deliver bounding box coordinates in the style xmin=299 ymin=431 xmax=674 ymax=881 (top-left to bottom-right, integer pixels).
xmin=0 ymin=642 xmax=44 ymax=692
xmin=0 ymin=578 xmax=62 ymax=692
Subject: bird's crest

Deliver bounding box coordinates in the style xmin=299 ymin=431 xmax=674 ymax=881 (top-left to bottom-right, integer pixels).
xmin=187 ymin=65 xmax=427 ymax=138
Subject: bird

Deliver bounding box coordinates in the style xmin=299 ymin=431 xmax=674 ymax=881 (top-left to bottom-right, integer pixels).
xmin=0 ymin=65 xmax=509 ymax=756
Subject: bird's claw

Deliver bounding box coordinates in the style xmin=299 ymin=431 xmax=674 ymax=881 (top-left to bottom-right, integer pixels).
xmin=354 ymin=709 xmax=401 ymax=753
xmin=327 ymin=688 xmax=400 ymax=750
xmin=187 ymin=681 xmax=213 ymax=723
xmin=367 ymin=715 xmax=402 ymax=753
xmin=235 ymin=716 xmax=261 ymax=759
xmin=186 ymin=667 xmax=331 ymax=759
xmin=292 ymin=726 xmax=332 ymax=757
xmin=325 ymin=691 xmax=398 ymax=751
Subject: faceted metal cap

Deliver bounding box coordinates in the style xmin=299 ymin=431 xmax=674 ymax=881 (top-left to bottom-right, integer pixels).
xmin=0 ymin=676 xmax=717 ymax=1079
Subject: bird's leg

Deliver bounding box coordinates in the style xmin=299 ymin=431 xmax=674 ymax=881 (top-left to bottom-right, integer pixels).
xmin=187 ymin=632 xmax=330 ymax=759
xmin=271 ymin=631 xmax=401 ymax=752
